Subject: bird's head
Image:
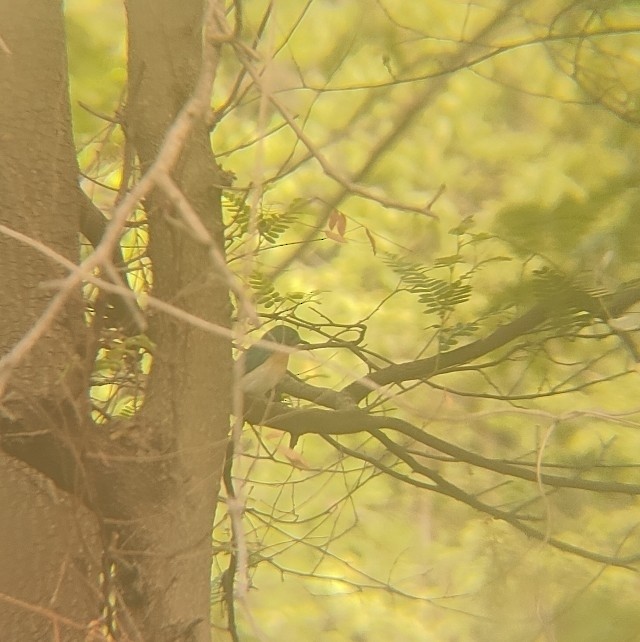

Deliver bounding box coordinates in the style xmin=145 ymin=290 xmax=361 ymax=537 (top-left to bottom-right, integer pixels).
xmin=240 ymin=326 xmax=308 ymax=395
xmin=261 ymin=325 xmax=308 ymax=347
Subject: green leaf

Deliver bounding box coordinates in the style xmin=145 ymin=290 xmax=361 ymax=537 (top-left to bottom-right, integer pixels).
xmin=433 ymin=254 xmax=463 ymax=267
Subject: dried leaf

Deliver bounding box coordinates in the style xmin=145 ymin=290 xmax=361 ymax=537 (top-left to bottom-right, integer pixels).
xmin=282 ymin=447 xmax=311 ymax=469
xmin=328 ymin=209 xmax=340 ymax=231
xmin=325 ymin=229 xmax=347 ymax=243
xmin=364 ymin=227 xmax=377 ymax=255
xmin=336 ymin=211 xmax=347 ymax=237
xmin=328 ymin=209 xmax=347 ymax=238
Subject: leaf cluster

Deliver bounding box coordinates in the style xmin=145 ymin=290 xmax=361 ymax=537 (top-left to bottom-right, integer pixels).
xmin=223 ymin=191 xmax=298 ymax=248
xmin=383 ymin=254 xmax=472 ymax=315
xmin=247 ymin=272 xmax=313 ymax=310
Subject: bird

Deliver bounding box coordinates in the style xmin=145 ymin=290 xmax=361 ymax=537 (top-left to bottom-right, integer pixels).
xmin=239 ymin=326 xmax=308 ymax=396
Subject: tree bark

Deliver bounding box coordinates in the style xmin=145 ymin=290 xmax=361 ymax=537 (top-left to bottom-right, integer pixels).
xmin=0 ymin=1 xmax=100 ymax=639
xmin=120 ymin=1 xmax=232 ymax=639
xmin=0 ymin=1 xmax=232 ymax=640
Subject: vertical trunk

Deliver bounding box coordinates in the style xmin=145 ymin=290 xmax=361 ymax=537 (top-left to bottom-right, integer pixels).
xmin=0 ymin=0 xmax=231 ymax=639
xmin=0 ymin=1 xmax=99 ymax=640
xmin=121 ymin=1 xmax=232 ymax=639
xmin=0 ymin=0 xmax=86 ymax=395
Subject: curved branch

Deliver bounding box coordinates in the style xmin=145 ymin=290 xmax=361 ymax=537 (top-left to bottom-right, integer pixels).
xmin=244 ymin=400 xmax=640 ymax=496
xmin=369 ymin=427 xmax=640 ymax=569
xmin=245 ymin=399 xmax=640 ymax=568
xmin=343 ymin=281 xmax=640 ymax=402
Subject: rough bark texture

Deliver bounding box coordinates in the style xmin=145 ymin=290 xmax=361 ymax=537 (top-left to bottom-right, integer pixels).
xmin=0 ymin=1 xmax=232 ymax=640
xmin=0 ymin=1 xmax=100 ymax=639
xmin=122 ymin=1 xmax=232 ymax=639
xmin=0 ymin=0 xmax=86 ymax=396
xmin=0 ymin=456 xmax=101 ymax=641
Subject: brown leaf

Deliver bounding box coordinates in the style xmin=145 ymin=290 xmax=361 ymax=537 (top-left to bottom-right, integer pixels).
xmin=336 ymin=211 xmax=347 ymax=237
xmin=328 ymin=208 xmax=340 ymax=231
xmin=282 ymin=447 xmax=311 ymax=469
xmin=364 ymin=227 xmax=377 ymax=255
xmin=325 ymin=229 xmax=347 ymax=243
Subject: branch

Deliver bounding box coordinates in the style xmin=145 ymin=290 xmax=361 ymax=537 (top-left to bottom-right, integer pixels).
xmin=369 ymin=427 xmax=640 ymax=569
xmin=343 ymin=281 xmax=640 ymax=402
xmin=243 ymin=401 xmax=640 ymax=496
xmin=0 ymin=400 xmax=177 ymax=520
xmin=242 ymin=400 xmax=640 ymax=568
xmin=78 ymin=190 xmax=144 ymax=331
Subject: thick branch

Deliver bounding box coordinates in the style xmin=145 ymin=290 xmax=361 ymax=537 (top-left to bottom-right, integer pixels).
xmin=343 ymin=281 xmax=640 ymax=402
xmin=0 ymin=403 xmax=171 ymax=520
xmin=244 ymin=401 xmax=640 ymax=496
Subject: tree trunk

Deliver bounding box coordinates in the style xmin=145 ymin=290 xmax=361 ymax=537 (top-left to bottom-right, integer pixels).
xmin=0 ymin=1 xmax=100 ymax=640
xmin=120 ymin=1 xmax=232 ymax=639
xmin=0 ymin=0 xmax=231 ymax=640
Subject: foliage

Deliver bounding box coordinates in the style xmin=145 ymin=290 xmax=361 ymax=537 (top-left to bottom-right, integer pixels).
xmin=44 ymin=0 xmax=640 ymax=640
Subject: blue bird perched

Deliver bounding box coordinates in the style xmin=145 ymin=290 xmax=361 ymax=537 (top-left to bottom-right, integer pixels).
xmin=240 ymin=326 xmax=308 ymax=396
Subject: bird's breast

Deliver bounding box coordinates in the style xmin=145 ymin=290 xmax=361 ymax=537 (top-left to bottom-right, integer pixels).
xmin=241 ymin=353 xmax=290 ymax=395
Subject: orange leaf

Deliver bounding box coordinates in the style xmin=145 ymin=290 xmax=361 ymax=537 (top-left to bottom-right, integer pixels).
xmin=325 ymin=229 xmax=347 ymax=243
xmin=282 ymin=447 xmax=311 ymax=469
xmin=328 ymin=209 xmax=340 ymax=231
xmin=336 ymin=211 xmax=347 ymax=237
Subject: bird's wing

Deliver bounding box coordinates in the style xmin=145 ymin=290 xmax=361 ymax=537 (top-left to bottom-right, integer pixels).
xmin=242 ymin=347 xmax=270 ymax=374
